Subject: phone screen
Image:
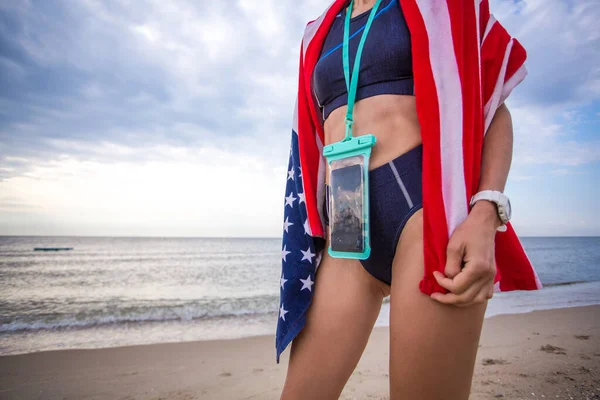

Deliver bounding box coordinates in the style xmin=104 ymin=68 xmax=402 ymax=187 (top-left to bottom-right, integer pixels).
xmin=329 ymin=163 xmax=364 ymax=253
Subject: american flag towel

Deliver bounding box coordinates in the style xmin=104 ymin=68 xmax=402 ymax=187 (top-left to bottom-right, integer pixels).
xmin=276 ymin=0 xmax=543 ymax=364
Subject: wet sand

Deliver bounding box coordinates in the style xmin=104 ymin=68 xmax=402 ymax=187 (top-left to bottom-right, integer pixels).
xmin=0 ymin=305 xmax=598 ymax=399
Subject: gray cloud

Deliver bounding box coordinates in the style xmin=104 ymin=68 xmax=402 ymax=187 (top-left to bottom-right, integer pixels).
xmin=0 ymin=0 xmax=327 ymax=179
xmin=492 ymin=0 xmax=600 ymax=108
xmin=1 ymin=0 xmax=598 ymax=182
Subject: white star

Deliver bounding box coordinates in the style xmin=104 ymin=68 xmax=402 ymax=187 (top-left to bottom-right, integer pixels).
xmin=285 ymin=192 xmax=297 ymax=208
xmin=281 ymin=245 xmax=291 ymax=262
xmin=298 ymin=192 xmax=305 ymax=204
xmin=283 ymin=217 xmax=294 ymax=233
xmin=280 ymin=273 xmax=288 ymax=290
xmin=300 ymin=274 xmax=314 ymax=291
xmin=287 ymin=168 xmax=295 ymax=181
xmin=301 ymin=247 xmax=315 ymax=263
xmin=299 ymin=167 xmax=302 ymax=178
xmin=303 ymin=219 xmax=310 ymax=235
xmin=279 ymin=303 xmax=289 ymax=321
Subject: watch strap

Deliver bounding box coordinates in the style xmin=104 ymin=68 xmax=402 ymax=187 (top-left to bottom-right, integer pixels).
xmin=470 ymin=190 xmax=504 ymax=207
xmin=470 ymin=190 xmax=509 ymax=232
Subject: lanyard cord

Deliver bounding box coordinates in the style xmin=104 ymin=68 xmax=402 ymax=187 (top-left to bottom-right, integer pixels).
xmin=342 ymin=0 xmax=383 ymax=141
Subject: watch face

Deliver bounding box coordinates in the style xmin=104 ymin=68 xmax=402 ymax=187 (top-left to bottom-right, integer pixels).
xmin=505 ymin=196 xmax=512 ymax=221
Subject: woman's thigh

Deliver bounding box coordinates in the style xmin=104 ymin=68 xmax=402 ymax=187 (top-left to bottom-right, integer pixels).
xmin=281 ymin=249 xmax=386 ymax=400
xmin=389 ymin=208 xmax=487 ymax=400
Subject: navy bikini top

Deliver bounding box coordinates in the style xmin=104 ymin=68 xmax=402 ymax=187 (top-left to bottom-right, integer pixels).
xmin=313 ymin=0 xmax=414 ymax=121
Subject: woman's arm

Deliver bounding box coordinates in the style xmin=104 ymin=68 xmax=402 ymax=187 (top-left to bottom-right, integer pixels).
xmin=430 ymin=103 xmax=514 ymax=305
xmin=469 ymin=102 xmax=513 ymax=230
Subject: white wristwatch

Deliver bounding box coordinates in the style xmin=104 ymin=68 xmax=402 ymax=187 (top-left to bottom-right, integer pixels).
xmin=469 ymin=190 xmax=511 ymax=232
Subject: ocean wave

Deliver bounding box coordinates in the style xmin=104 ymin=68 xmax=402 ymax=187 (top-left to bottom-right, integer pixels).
xmin=542 ymin=280 xmax=596 ymax=287
xmin=0 ymin=294 xmax=279 ymax=333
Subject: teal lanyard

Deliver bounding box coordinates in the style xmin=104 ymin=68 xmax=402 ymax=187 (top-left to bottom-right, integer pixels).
xmin=343 ymin=0 xmax=383 ymax=141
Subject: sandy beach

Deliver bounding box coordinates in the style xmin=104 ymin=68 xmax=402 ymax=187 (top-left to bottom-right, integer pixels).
xmin=1 ymin=305 xmax=598 ymax=400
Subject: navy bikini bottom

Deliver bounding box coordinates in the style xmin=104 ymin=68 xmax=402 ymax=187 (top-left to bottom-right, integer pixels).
xmin=324 ymin=143 xmax=423 ymax=286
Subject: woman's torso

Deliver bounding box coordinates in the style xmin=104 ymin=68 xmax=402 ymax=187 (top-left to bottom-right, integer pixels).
xmin=312 ymin=0 xmax=422 ymax=182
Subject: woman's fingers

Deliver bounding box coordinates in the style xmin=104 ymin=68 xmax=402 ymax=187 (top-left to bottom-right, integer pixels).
xmin=433 ymin=256 xmax=494 ymax=295
xmin=486 ymin=283 xmax=494 ymax=299
xmin=444 ymin=242 xmax=464 ymax=279
xmin=431 ymin=275 xmax=494 ymax=307
xmin=430 ymin=275 xmax=483 ymax=305
xmin=432 ymin=269 xmax=473 ymax=294
xmin=431 ymin=248 xmax=496 ymax=306
xmin=432 ymin=217 xmax=497 ymax=306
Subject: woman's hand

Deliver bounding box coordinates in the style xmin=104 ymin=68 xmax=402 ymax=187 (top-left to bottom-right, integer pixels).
xmin=430 ymin=200 xmax=502 ymax=307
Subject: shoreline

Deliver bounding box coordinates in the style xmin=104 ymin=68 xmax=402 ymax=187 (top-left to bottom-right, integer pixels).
xmin=1 ymin=305 xmax=598 ymax=399
xmin=2 ymin=280 xmax=600 ymax=357
xmin=0 ymin=302 xmax=598 ymax=357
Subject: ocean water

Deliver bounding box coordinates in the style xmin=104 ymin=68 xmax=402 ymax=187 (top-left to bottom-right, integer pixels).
xmin=0 ymin=236 xmax=599 ymax=356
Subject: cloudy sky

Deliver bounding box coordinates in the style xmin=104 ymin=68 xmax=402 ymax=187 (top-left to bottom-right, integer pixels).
xmin=0 ymin=0 xmax=598 ymax=237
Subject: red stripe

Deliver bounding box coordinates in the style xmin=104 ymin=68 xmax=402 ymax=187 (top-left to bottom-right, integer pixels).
xmin=496 ymin=224 xmax=540 ymax=291
xmin=300 ymin=1 xmax=346 ymax=238
xmin=401 ymin=0 xmax=449 ymax=295
xmin=303 ymin=0 xmax=346 ymax=144
xmin=481 ymin=22 xmax=511 ymax=106
xmin=296 ymin=44 xmax=322 ymax=238
xmin=504 ymin=38 xmax=527 ymax=83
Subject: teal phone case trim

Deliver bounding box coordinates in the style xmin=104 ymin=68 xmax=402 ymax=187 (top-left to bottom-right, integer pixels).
xmin=325 ymin=135 xmax=375 ymax=260
xmin=328 ymin=246 xmax=372 ymax=260
xmin=323 ymin=134 xmax=376 ymax=161
xmin=326 ymin=153 xmax=372 ymax=260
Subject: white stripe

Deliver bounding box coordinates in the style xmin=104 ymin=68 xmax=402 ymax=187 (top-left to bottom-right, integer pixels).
xmin=415 ymin=1 xmax=468 ymax=236
xmin=292 ymin=96 xmax=299 ymax=134
xmin=500 ymin=64 xmax=528 ymax=106
xmin=315 ymin=250 xmax=323 ymax=273
xmin=315 ymin=130 xmax=326 ymax=239
xmin=303 ymin=2 xmax=334 ymax=130
xmin=532 ymin=263 xmax=544 ymax=289
xmin=493 ymin=280 xmax=501 ymax=293
xmin=388 ymin=161 xmax=414 ymax=208
xmin=483 ymin=38 xmax=513 ymax=134
xmin=302 ymin=1 xmax=336 ymax=59
xmin=482 ymin=14 xmax=496 ymax=45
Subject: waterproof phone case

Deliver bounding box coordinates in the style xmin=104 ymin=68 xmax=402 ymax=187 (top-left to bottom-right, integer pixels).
xmin=324 ymin=134 xmax=376 ymax=260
